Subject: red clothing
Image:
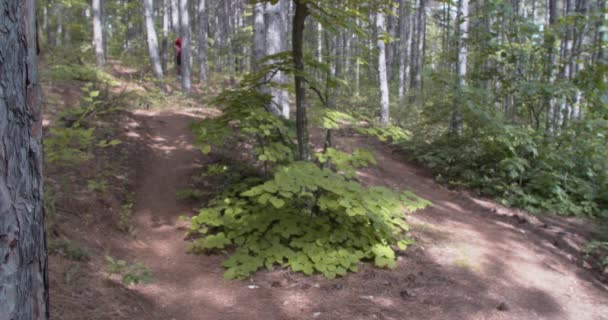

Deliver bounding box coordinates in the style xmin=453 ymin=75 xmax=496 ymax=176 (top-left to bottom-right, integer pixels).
xmin=175 ymin=37 xmax=182 ymax=55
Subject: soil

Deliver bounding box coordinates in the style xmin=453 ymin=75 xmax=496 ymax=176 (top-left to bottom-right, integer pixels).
xmin=46 ymin=81 xmax=608 ymax=319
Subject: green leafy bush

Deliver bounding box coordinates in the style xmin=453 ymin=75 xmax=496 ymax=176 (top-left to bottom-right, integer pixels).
xmin=189 ymin=88 xmax=429 ymax=279
xmin=401 ymin=115 xmax=608 ymax=218
xmin=190 ymin=161 xmax=428 ymax=280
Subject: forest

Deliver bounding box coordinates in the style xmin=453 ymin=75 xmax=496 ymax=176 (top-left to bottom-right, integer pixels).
xmin=0 ymin=0 xmax=607 ymax=319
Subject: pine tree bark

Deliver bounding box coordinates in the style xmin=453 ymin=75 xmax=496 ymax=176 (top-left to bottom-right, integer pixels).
xmin=180 ymin=0 xmax=192 ymax=93
xmin=143 ymin=0 xmax=165 ymax=83
xmin=93 ymin=0 xmax=106 ymax=66
xmin=377 ymin=12 xmax=390 ymax=125
xmin=0 ymin=1 xmax=49 ymax=318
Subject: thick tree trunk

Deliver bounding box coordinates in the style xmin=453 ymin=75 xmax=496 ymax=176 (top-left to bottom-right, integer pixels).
xmin=143 ymin=0 xmax=165 ymax=83
xmin=0 ymin=1 xmax=48 ymax=319
xmin=377 ymin=12 xmax=390 ymax=125
xmin=197 ymin=0 xmax=208 ymax=83
xmin=180 ymin=0 xmax=192 ymax=93
xmin=293 ymin=1 xmax=310 ymax=161
xmin=92 ymin=0 xmax=106 ymax=66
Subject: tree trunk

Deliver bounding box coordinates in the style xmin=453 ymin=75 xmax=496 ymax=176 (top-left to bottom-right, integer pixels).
xmin=450 ymin=0 xmax=469 ymax=134
xmin=398 ymin=0 xmax=411 ymax=100
xmin=180 ymin=0 xmax=192 ymax=93
xmin=171 ymin=0 xmax=180 ymax=33
xmin=0 ymin=0 xmax=49 ymax=319
xmin=377 ymin=12 xmax=390 ymax=125
xmin=162 ymin=0 xmax=170 ymax=72
xmin=293 ymin=1 xmax=310 ymax=161
xmin=265 ymin=0 xmax=291 ymax=118
xmin=93 ymin=0 xmax=106 ymax=66
xmin=197 ymin=0 xmax=208 ymax=83
xmin=144 ymin=0 xmax=165 ymax=83
xmin=55 ymin=3 xmax=62 ymax=46
xmin=252 ymin=3 xmax=266 ymax=74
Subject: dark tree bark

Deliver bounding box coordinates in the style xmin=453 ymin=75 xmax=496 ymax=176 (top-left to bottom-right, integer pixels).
xmin=0 ymin=1 xmax=48 ymax=319
xmin=293 ymin=0 xmax=310 ymax=161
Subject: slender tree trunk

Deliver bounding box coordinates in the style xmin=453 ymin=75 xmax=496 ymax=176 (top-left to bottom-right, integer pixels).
xmin=55 ymin=3 xmax=62 ymax=46
xmin=293 ymin=1 xmax=310 ymax=161
xmin=450 ymin=0 xmax=469 ymax=134
xmin=171 ymin=0 xmax=180 ymax=33
xmin=93 ymin=0 xmax=106 ymax=66
xmin=252 ymin=3 xmax=266 ymax=74
xmin=544 ymin=0 xmax=558 ymax=135
xmin=264 ymin=0 xmax=291 ymax=118
xmin=197 ymin=0 xmax=208 ymax=83
xmin=398 ymin=0 xmax=411 ymax=100
xmin=180 ymin=0 xmax=192 ymax=93
xmin=377 ymin=12 xmax=390 ymax=125
xmin=162 ymin=0 xmax=170 ymax=72
xmin=144 ymin=0 xmax=165 ymax=84
xmin=0 ymin=0 xmax=49 ymax=319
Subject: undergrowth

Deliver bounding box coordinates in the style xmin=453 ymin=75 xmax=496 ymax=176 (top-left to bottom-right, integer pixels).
xmin=188 ymin=88 xmax=429 ymax=280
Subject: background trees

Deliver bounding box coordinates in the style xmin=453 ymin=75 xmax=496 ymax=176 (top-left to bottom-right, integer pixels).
xmin=37 ymin=0 xmax=608 ymax=262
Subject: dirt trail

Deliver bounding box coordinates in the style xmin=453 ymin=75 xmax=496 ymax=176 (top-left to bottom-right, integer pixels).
xmin=121 ymin=108 xmax=608 ymax=320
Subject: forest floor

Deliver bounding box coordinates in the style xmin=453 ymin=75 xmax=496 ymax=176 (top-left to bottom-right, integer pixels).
xmin=45 ymin=69 xmax=608 ymax=320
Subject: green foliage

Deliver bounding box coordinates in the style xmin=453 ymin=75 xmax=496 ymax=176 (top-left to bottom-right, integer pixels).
xmin=315 ymin=148 xmax=376 ymax=178
xmin=190 ymin=161 xmax=429 ymax=279
xmin=402 ymin=118 xmax=608 ymax=218
xmin=43 ymin=64 xmax=118 ymax=85
xmin=584 ymin=241 xmax=608 ymax=272
xmin=190 ymin=88 xmax=429 ymax=280
xmin=48 ymin=239 xmax=91 ymax=262
xmin=105 ymin=256 xmax=153 ymax=285
xmin=192 ymin=88 xmax=296 ymax=168
xmin=44 ymin=82 xmax=122 ymax=167
xmin=44 ymin=125 xmax=96 ymax=166
xmin=176 ymin=188 xmax=206 ymax=201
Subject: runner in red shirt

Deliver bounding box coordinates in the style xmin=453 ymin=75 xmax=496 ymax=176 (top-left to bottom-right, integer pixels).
xmin=174 ymin=37 xmax=182 ymax=76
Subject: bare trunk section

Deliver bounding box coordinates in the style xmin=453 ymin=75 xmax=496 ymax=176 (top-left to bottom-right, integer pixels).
xmin=0 ymin=0 xmax=48 ymax=319
xmin=171 ymin=0 xmax=180 ymax=33
xmin=252 ymin=3 xmax=266 ymax=73
xmin=92 ymin=0 xmax=105 ymax=66
xmin=398 ymin=0 xmax=411 ymax=100
xmin=180 ymin=0 xmax=192 ymax=93
xmin=377 ymin=12 xmax=390 ymax=125
xmin=450 ymin=0 xmax=469 ymax=134
xmin=197 ymin=0 xmax=208 ymax=83
xmin=144 ymin=0 xmax=165 ymax=84
xmin=293 ymin=1 xmax=310 ymax=161
xmin=162 ymin=0 xmax=170 ymax=72
xmin=265 ymin=0 xmax=291 ymax=118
